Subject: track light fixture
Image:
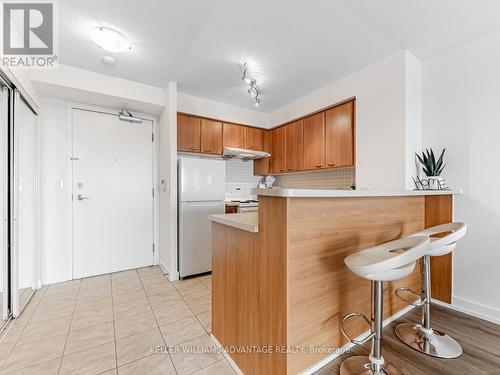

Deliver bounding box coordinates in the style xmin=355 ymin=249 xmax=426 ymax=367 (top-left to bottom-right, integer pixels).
xmin=242 ymin=63 xmax=261 ymax=107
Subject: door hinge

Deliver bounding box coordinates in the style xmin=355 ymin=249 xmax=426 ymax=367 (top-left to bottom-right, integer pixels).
xmin=152 ymin=188 xmax=154 ymax=197
xmin=152 ymin=133 xmax=154 ymax=142
xmin=152 ymin=243 xmax=155 ymax=253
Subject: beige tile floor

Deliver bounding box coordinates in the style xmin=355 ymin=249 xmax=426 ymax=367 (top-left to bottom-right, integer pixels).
xmin=0 ymin=267 xmax=235 ymax=375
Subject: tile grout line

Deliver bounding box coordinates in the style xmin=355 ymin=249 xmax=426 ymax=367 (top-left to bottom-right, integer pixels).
xmin=136 ymin=268 xmax=178 ymax=374
xmin=110 ymin=272 xmax=119 ymax=373
xmin=173 ymin=278 xmax=211 ymax=334
xmin=0 ymin=284 xmax=49 ymax=371
xmin=172 ymin=276 xmax=230 ymax=375
xmin=56 ymin=278 xmax=82 ymax=375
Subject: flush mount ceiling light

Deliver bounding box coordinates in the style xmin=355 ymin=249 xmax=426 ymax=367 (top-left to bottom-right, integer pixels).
xmin=241 ymin=63 xmax=261 ymax=107
xmin=90 ymin=27 xmax=131 ymax=53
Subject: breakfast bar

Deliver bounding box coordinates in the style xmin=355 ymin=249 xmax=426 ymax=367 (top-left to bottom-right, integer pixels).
xmin=210 ymin=188 xmax=460 ymax=375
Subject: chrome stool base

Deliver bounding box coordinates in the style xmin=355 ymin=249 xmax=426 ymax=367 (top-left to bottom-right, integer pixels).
xmin=339 ymin=356 xmax=403 ymax=375
xmin=394 ymin=322 xmax=462 ymax=359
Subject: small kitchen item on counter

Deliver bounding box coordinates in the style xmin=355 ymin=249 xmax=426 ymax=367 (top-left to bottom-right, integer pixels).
xmin=265 ymin=175 xmax=275 ymax=188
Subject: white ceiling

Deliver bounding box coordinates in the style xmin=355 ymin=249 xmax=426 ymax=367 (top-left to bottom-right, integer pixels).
xmin=58 ymin=0 xmax=500 ymax=112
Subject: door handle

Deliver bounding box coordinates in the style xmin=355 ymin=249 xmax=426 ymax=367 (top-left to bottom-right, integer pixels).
xmin=77 ymin=194 xmax=91 ymax=201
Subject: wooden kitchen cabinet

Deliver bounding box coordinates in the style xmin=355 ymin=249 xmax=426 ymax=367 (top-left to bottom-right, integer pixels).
xmin=200 ymin=119 xmax=223 ymax=155
xmin=270 ymin=126 xmax=286 ymax=174
xmin=245 ymin=127 xmax=264 ymax=150
xmin=253 ymin=130 xmax=270 ymax=175
xmin=177 ymin=113 xmax=201 ymax=152
xmin=325 ymin=100 xmax=354 ymax=168
xmin=302 ymin=112 xmax=325 ymax=170
xmin=285 ymin=120 xmax=303 ymax=172
xmin=223 ymin=123 xmax=245 ymax=148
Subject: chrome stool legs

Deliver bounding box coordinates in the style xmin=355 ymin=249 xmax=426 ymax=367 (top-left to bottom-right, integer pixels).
xmin=340 ymin=281 xmax=402 ymax=375
xmin=394 ymin=255 xmax=462 ymax=358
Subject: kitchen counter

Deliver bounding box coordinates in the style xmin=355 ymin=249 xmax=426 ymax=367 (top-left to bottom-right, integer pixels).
xmin=211 ymin=190 xmax=458 ymax=374
xmin=251 ymin=187 xmax=462 ymax=197
xmin=210 ymin=212 xmax=258 ymax=233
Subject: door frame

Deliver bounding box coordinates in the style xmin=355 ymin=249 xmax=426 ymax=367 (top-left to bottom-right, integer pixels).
xmin=11 ymin=89 xmax=41 ymax=316
xmin=66 ymin=102 xmax=159 ymax=280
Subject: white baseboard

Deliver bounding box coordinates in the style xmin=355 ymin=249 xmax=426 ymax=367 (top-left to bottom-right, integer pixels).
xmin=299 ymin=304 xmax=416 ymax=375
xmin=210 ymin=304 xmax=415 ymax=375
xmin=210 ymin=334 xmax=244 ymax=375
xmin=158 ymin=258 xmax=179 ymax=282
xmin=42 ymin=274 xmax=70 ymax=285
xmin=432 ymin=297 xmax=500 ymax=325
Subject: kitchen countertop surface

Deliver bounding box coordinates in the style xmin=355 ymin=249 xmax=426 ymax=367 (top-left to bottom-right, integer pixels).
xmin=251 ymin=187 xmax=462 ymax=198
xmin=210 ymin=212 xmax=258 ymax=233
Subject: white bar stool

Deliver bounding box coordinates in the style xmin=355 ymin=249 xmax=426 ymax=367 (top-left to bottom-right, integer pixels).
xmin=340 ymin=236 xmax=429 ymax=375
xmin=394 ymin=222 xmax=467 ymax=359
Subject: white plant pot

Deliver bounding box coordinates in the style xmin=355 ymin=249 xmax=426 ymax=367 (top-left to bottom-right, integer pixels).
xmin=425 ymin=176 xmax=444 ymax=190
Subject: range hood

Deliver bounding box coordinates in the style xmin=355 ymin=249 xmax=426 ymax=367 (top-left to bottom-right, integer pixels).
xmin=222 ymin=147 xmax=270 ymax=160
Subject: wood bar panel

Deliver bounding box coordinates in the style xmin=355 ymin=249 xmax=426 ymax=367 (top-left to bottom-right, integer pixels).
xmin=425 ymin=195 xmax=453 ymax=303
xmin=286 ymin=196 xmax=424 ymax=373
xmin=212 ymin=196 xmax=288 ymax=375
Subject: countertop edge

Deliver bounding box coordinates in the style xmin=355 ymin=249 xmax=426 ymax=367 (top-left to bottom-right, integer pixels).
xmin=210 ymin=212 xmax=259 ymax=233
xmin=250 ymin=188 xmax=462 ymax=198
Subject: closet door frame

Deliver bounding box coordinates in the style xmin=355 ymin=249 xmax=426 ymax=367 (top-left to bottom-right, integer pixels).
xmin=0 ymin=80 xmax=11 ymax=326
xmin=10 ymin=89 xmax=40 ymax=317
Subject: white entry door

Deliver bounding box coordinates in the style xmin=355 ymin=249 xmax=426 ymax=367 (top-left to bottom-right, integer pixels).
xmin=72 ymin=109 xmax=154 ymax=279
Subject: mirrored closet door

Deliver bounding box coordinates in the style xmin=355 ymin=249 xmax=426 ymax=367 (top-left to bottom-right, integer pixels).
xmin=11 ymin=90 xmax=38 ymax=317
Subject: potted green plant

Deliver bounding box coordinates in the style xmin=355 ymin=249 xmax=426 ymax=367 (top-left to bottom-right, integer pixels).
xmin=415 ymin=148 xmax=446 ymax=190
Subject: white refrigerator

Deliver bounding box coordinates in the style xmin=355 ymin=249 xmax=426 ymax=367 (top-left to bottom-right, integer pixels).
xmin=178 ymin=157 xmax=226 ymax=278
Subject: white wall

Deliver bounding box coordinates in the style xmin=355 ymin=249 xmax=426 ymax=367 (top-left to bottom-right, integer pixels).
xmin=39 ymin=98 xmax=70 ymax=284
xmin=404 ymin=52 xmax=423 ymax=189
xmin=423 ymin=31 xmax=500 ymax=322
xmin=178 ymin=92 xmax=269 ymax=128
xmin=269 ymin=51 xmax=422 ymax=190
xmin=30 ymin=64 xmax=166 ymax=115
xmin=158 ymin=83 xmax=179 ymax=280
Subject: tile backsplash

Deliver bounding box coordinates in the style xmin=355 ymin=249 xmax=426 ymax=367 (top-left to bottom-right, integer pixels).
xmin=273 ymin=167 xmax=355 ymax=190
xmin=225 ymin=158 xmax=262 ymax=186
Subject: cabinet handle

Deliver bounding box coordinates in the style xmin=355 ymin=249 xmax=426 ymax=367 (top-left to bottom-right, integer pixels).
xmin=190 ymin=147 xmax=197 ymax=151
xmin=315 ymin=165 xmax=322 ymax=168
xmin=287 ymin=168 xmax=294 ymax=171
xmin=203 ymin=149 xmax=211 ymax=152
xmin=327 ymin=163 xmax=336 ymax=167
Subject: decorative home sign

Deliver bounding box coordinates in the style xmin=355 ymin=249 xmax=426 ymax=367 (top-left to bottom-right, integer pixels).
xmin=412 ymin=176 xmax=450 ymax=191
xmin=414 ymin=148 xmax=450 ymax=191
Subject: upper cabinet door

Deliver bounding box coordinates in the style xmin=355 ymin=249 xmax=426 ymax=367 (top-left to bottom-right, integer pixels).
xmin=201 ymin=119 xmax=223 ymax=155
xmin=177 ymin=114 xmax=201 ymax=152
xmin=223 ymin=123 xmax=245 ymax=148
xmin=270 ymin=126 xmax=286 ymax=174
xmin=303 ymin=112 xmax=325 ymax=170
xmin=285 ymin=120 xmax=303 ymax=172
xmin=325 ymin=100 xmax=355 ymax=168
xmin=253 ymin=130 xmax=270 ymax=175
xmin=245 ymin=127 xmax=264 ymax=150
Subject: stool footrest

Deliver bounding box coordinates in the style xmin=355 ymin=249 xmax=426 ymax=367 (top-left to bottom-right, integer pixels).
xmin=394 ymin=287 xmax=425 ymax=307
xmin=340 ymin=312 xmax=375 ymax=345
